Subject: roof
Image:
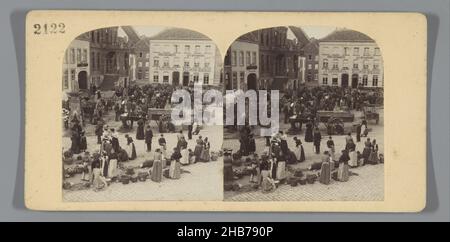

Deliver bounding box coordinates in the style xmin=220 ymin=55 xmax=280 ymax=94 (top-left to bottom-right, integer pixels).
xmin=302 ymin=38 xmax=319 ymax=51
xmin=236 ymin=31 xmax=259 ymax=44
xmin=320 ymin=29 xmax=375 ymax=42
xmin=132 ymin=37 xmax=150 ymax=49
xmin=149 ymin=28 xmax=211 ymax=40
xmin=288 ymin=26 xmax=310 ymax=45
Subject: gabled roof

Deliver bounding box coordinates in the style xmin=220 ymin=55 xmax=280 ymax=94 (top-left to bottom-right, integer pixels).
xmin=121 ymin=26 xmax=141 ymax=46
xmin=302 ymin=38 xmax=319 ymax=51
xmin=320 ymin=29 xmax=375 ymax=42
xmin=132 ymin=37 xmax=150 ymax=49
xmin=236 ymin=31 xmax=259 ymax=44
xmin=149 ymin=28 xmax=211 ymax=41
xmin=288 ymin=26 xmax=310 ymax=45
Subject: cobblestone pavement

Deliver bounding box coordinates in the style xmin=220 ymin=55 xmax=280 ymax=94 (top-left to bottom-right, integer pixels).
xmin=223 ymin=109 xmax=384 ymax=201
xmin=63 ymin=111 xmax=224 ymax=202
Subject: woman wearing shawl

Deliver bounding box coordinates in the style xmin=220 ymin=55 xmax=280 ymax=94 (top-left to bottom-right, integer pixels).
xmin=125 ymin=135 xmax=137 ymax=160
xmin=194 ymin=136 xmax=204 ymax=163
xmin=293 ymin=137 xmax=305 ymax=163
xmin=200 ymin=137 xmax=211 ymax=162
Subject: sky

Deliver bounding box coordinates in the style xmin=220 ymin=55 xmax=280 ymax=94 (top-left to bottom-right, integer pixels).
xmin=118 ymin=25 xmax=336 ymax=40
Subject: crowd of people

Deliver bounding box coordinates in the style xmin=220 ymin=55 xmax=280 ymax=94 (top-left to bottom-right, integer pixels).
xmin=63 ymin=83 xmax=219 ymax=191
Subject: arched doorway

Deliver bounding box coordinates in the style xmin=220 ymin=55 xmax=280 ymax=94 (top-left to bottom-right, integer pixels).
xmin=78 ymin=71 xmax=88 ymax=90
xmin=247 ymin=73 xmax=257 ymax=90
xmin=172 ymin=71 xmax=180 ymax=86
xmin=351 ymin=74 xmax=359 ymax=88
xmin=341 ymin=73 xmax=349 ymax=87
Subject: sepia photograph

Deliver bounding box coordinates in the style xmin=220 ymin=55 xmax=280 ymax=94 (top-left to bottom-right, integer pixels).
xmin=222 ymin=26 xmax=384 ymax=201
xmin=61 ymin=26 xmax=224 ymax=202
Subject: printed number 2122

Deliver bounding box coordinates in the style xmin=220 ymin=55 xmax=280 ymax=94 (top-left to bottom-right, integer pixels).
xmin=33 ymin=23 xmax=65 ymax=35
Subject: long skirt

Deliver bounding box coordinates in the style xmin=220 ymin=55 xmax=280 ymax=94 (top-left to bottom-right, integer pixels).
xmin=275 ymin=161 xmax=287 ymax=180
xmin=169 ymin=160 xmax=181 ymax=179
xmin=151 ymin=160 xmax=163 ymax=182
xmin=92 ymin=168 xmax=107 ymax=190
xmin=107 ymin=159 xmax=118 ymax=178
xmin=319 ymin=162 xmax=331 ymax=185
xmin=348 ymin=151 xmax=358 ymax=167
xmin=180 ymin=149 xmax=189 ymax=165
xmin=368 ymin=151 xmax=379 ymax=164
xmin=126 ymin=144 xmax=137 ymax=160
xmin=337 ymin=163 xmax=349 ymax=182
xmin=200 ymin=148 xmax=210 ymax=162
xmin=194 ymin=145 xmax=203 ymax=162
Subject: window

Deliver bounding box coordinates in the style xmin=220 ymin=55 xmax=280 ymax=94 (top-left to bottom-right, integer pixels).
xmin=195 ymin=45 xmax=200 ymax=53
xmin=322 ymin=76 xmax=328 ymax=85
xmin=138 ymin=70 xmax=143 ymax=79
xmin=239 ymin=51 xmax=244 ymax=66
xmin=363 ymin=60 xmax=369 ymax=69
xmin=314 ymin=64 xmax=319 ymax=70
xmin=76 ymin=49 xmax=81 ymax=63
xmin=332 ymin=60 xmax=339 ymax=70
xmin=205 ymin=45 xmax=211 ymax=53
xmin=373 ymin=60 xmax=379 ymax=69
xmin=163 ymin=57 xmax=169 ymax=67
xmin=231 ymin=51 xmax=237 ymax=66
xmin=344 ymin=47 xmax=349 ymax=56
xmin=63 ymin=70 xmax=69 ymax=89
xmin=193 ymin=73 xmax=199 ymax=83
xmin=353 ymin=63 xmax=359 ymax=69
xmin=70 ymin=48 xmax=75 ymax=64
xmin=372 ymin=75 xmax=379 ymax=86
xmin=374 ymin=47 xmax=380 ymax=56
xmin=70 ymin=69 xmax=76 ymax=82
xmin=362 ymin=75 xmax=368 ymax=86
xmin=232 ymin=72 xmax=238 ymax=89
xmin=323 ymin=59 xmax=328 ymax=69
xmin=184 ymin=45 xmax=190 ymax=53
xmin=307 ymin=75 xmax=312 ymax=82
xmin=194 ymin=59 xmax=200 ymax=68
xmin=246 ymin=52 xmax=251 ymax=66
xmin=239 ymin=72 xmax=245 ymax=88
xmin=174 ymin=45 xmax=178 ymax=53
xmin=364 ymin=47 xmax=370 ymax=56
xmin=353 ymin=47 xmax=359 ymax=56
xmin=139 ymin=52 xmax=143 ymax=58
xmin=145 ymin=70 xmax=149 ymax=79
xmin=184 ymin=61 xmax=190 ymax=67
xmin=163 ymin=73 xmax=169 ymax=83
xmin=252 ymin=52 xmax=257 ymax=65
xmin=145 ymin=62 xmax=149 ymax=67
xmin=203 ymin=73 xmax=209 ymax=84
xmin=138 ymin=62 xmax=143 ymax=67
xmin=82 ymin=49 xmax=87 ymax=63
xmin=153 ymin=73 xmax=159 ymax=82
xmin=308 ymin=55 xmax=312 ymax=60
xmin=153 ymin=59 xmax=159 ymax=67
xmin=343 ymin=59 xmax=349 ymax=70
xmin=332 ymin=77 xmax=338 ymax=86
xmin=307 ymin=64 xmax=312 ymax=70
xmin=314 ymin=73 xmax=318 ymax=80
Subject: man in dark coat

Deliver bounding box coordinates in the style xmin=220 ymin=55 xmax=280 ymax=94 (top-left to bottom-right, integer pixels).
xmin=356 ymin=123 xmax=361 ymax=142
xmin=313 ymin=128 xmax=322 ymax=154
xmin=144 ymin=125 xmax=153 ymax=152
xmin=187 ymin=123 xmax=193 ymax=140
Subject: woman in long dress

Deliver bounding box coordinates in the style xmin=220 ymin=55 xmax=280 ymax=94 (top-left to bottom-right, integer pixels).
xmin=194 ymin=136 xmax=204 ymax=163
xmin=107 ymin=151 xmax=118 ymax=178
xmin=347 ymin=140 xmax=358 ymax=167
xmin=126 ymin=136 xmax=137 ymax=160
xmin=293 ymin=137 xmax=305 ymax=163
xmin=304 ymin=121 xmax=313 ymax=143
xmin=200 ymin=137 xmax=211 ymax=162
xmin=368 ymin=139 xmax=379 ymax=164
xmin=136 ymin=119 xmax=145 ymax=140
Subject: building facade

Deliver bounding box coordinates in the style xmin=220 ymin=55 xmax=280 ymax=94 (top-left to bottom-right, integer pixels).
xmin=88 ymin=27 xmax=132 ymax=90
xmin=302 ymin=39 xmax=320 ymax=86
xmin=257 ymin=26 xmax=308 ymax=91
xmin=148 ymin=28 xmax=220 ymax=86
xmin=318 ymin=29 xmax=384 ymax=88
xmin=132 ymin=37 xmax=150 ymax=82
xmin=62 ymin=37 xmax=90 ymax=93
xmin=223 ymin=38 xmax=259 ymax=91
